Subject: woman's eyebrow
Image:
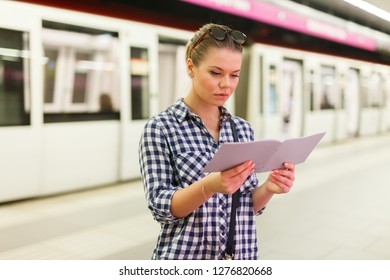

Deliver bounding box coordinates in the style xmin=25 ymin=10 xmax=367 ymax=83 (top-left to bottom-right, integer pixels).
xmin=207 ymin=66 xmax=241 ymax=72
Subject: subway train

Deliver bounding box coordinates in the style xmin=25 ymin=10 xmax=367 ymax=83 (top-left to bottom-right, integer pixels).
xmin=1 ymin=1 xmax=389 ymax=203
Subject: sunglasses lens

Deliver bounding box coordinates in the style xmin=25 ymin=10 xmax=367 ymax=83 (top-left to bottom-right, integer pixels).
xmin=210 ymin=27 xmax=227 ymax=41
xmin=230 ymin=30 xmax=246 ymax=44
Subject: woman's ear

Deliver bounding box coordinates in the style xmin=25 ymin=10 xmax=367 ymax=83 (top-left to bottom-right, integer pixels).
xmin=187 ymin=58 xmax=194 ymax=78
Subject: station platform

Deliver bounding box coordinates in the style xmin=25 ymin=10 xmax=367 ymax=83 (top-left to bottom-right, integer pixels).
xmin=1 ymin=132 xmax=390 ymax=260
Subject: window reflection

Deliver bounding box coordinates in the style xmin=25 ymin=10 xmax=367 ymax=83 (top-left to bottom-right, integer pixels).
xmin=320 ymin=65 xmax=336 ymax=110
xmin=72 ymin=52 xmax=91 ymax=104
xmin=267 ymin=65 xmax=277 ymax=114
xmin=309 ymin=70 xmax=315 ymax=111
xmin=42 ymin=21 xmax=119 ymax=122
xmin=43 ymin=49 xmax=57 ymax=104
xmin=0 ymin=28 xmax=30 ymax=126
xmin=369 ymin=72 xmax=382 ymax=108
xmin=130 ymin=47 xmax=150 ymax=120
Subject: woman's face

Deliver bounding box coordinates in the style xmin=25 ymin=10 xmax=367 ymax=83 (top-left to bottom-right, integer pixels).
xmin=189 ymin=47 xmax=242 ymax=107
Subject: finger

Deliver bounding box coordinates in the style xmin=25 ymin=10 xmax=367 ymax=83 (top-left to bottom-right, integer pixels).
xmin=270 ymin=176 xmax=292 ymax=193
xmin=273 ymin=169 xmax=295 ymax=181
xmin=220 ymin=161 xmax=255 ymax=194
xmin=231 ymin=161 xmax=255 ymax=188
xmin=283 ymin=162 xmax=295 ymax=172
xmin=271 ymin=170 xmax=294 ymax=186
xmin=223 ymin=160 xmax=254 ymax=178
xmin=271 ymin=172 xmax=293 ymax=188
xmin=277 ymin=183 xmax=291 ymax=193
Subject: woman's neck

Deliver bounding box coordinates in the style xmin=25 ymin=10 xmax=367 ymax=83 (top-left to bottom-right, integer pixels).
xmin=183 ymin=95 xmax=221 ymax=141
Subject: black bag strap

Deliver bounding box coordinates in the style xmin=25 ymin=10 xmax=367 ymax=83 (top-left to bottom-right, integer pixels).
xmin=225 ymin=118 xmax=240 ymax=260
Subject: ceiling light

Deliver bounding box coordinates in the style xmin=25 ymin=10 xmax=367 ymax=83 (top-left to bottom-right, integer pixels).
xmin=344 ymin=0 xmax=390 ymax=22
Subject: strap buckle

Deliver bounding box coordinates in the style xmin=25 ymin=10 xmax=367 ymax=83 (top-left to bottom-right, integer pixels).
xmin=224 ymin=252 xmax=234 ymax=260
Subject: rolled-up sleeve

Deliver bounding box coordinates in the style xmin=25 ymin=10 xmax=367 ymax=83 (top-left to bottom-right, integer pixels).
xmin=139 ymin=119 xmax=181 ymax=224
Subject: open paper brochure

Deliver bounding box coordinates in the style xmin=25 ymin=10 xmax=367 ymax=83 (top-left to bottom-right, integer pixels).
xmin=202 ymin=132 xmax=326 ymax=173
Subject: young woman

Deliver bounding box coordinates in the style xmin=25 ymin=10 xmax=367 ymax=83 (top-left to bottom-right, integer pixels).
xmin=139 ymin=23 xmax=295 ymax=260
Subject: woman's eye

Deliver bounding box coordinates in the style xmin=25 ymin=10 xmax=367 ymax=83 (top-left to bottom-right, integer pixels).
xmin=210 ymin=71 xmax=221 ymax=76
xmin=232 ymin=74 xmax=240 ymax=78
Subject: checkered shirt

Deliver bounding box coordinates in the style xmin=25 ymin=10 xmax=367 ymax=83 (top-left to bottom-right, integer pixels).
xmin=139 ymin=99 xmax=264 ymax=260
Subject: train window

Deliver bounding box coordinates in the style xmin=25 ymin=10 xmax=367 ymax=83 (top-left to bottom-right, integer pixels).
xmin=158 ymin=43 xmax=189 ymax=112
xmin=369 ymin=72 xmax=382 ymax=108
xmin=340 ymin=73 xmax=345 ymax=110
xmin=72 ymin=52 xmax=91 ymax=104
xmin=43 ymin=49 xmax=58 ymax=104
xmin=42 ymin=21 xmax=120 ymax=122
xmin=130 ymin=47 xmax=150 ymax=120
xmin=282 ymin=59 xmax=303 ymax=136
xmin=0 ymin=28 xmax=30 ymax=126
xmin=360 ymin=72 xmax=383 ymax=109
xmin=282 ymin=61 xmax=293 ymax=125
xmin=345 ymin=68 xmax=360 ymax=136
xmin=267 ymin=65 xmax=276 ymax=114
xmin=319 ymin=65 xmax=336 ymax=110
xmin=309 ymin=70 xmax=315 ymax=111
xmin=361 ymin=75 xmax=370 ymax=108
xmin=386 ymin=75 xmax=390 ymax=108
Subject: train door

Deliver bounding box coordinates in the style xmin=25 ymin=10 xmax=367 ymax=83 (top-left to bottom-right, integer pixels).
xmin=333 ymin=63 xmax=347 ymax=141
xmin=38 ymin=18 xmax=122 ymax=195
xmin=246 ymin=44 xmax=263 ymax=138
xmin=344 ymin=68 xmax=360 ymax=137
xmin=359 ymin=66 xmax=382 ymax=136
xmin=0 ymin=2 xmax=42 ymax=202
xmin=246 ymin=45 xmax=283 ymax=139
xmin=261 ymin=51 xmax=284 ymax=139
xmin=280 ymin=58 xmax=303 ymax=138
xmin=119 ymin=25 xmax=159 ymax=180
xmin=158 ymin=39 xmax=190 ymax=112
xmin=384 ymin=72 xmax=390 ymax=131
xmin=372 ymin=70 xmax=386 ymax=133
xmin=247 ymin=46 xmax=303 ymax=140
xmin=304 ymin=56 xmax=337 ymax=143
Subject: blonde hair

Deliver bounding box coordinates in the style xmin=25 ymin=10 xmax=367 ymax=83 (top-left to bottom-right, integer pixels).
xmin=185 ymin=23 xmax=244 ymax=66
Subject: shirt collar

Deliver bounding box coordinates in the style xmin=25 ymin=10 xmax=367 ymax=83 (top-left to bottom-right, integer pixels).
xmin=170 ymin=98 xmax=232 ymax=123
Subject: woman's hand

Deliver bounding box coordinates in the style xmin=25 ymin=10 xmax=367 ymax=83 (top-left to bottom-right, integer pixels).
xmin=171 ymin=160 xmax=255 ymax=218
xmin=203 ymin=160 xmax=255 ymax=195
xmin=265 ymin=162 xmax=295 ymax=194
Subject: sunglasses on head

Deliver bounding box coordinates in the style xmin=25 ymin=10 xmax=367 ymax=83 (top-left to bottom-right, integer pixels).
xmin=189 ymin=26 xmax=247 ymax=59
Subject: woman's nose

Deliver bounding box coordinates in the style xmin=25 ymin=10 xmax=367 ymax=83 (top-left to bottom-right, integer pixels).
xmin=220 ymin=75 xmax=231 ymax=88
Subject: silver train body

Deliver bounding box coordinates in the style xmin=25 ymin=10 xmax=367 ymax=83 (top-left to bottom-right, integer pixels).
xmin=1 ymin=1 xmax=389 ymax=203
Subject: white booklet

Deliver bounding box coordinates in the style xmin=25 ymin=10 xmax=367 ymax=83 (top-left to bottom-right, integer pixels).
xmin=203 ymin=132 xmax=326 ymax=173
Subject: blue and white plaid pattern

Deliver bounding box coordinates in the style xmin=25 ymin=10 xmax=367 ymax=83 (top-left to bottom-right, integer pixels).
xmin=139 ymin=99 xmax=264 ymax=260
